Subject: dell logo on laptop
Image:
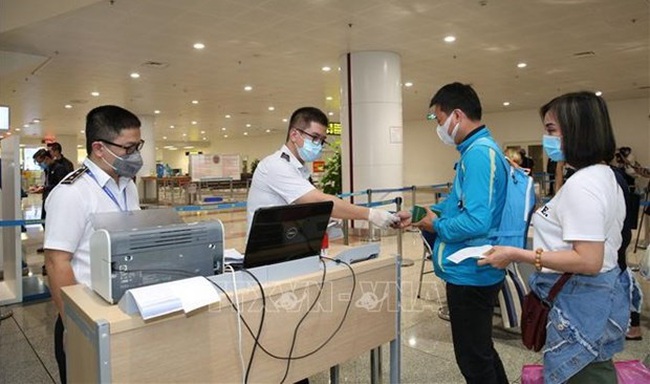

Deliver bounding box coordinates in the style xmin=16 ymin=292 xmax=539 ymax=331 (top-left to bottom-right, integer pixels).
xmin=286 ymin=227 xmax=298 ymax=239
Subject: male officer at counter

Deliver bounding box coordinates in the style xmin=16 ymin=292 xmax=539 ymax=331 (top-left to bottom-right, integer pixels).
xmin=247 ymin=106 xmax=403 ymax=234
xmin=44 ymin=105 xmax=144 ymax=384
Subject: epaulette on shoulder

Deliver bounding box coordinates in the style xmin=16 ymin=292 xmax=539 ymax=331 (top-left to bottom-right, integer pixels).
xmin=61 ymin=165 xmax=88 ymax=185
xmin=280 ymin=152 xmax=290 ymax=162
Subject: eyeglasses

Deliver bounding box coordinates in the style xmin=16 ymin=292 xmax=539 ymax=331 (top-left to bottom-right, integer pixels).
xmin=295 ymin=128 xmax=328 ymax=146
xmin=99 ymin=139 xmax=145 ymax=155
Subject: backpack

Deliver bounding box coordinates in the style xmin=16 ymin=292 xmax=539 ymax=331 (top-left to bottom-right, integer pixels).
xmin=456 ymin=137 xmax=537 ymax=248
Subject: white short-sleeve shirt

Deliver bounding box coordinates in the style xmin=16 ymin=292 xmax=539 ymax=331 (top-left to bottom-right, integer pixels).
xmin=44 ymin=158 xmax=141 ymax=287
xmin=532 ymin=164 xmax=625 ymax=273
xmin=246 ymin=145 xmax=315 ymax=233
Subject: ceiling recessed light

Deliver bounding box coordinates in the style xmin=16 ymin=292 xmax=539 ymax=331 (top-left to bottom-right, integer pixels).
xmin=163 ymin=136 xmax=167 ymax=140
xmin=6 ymin=132 xmax=11 ymax=136
xmin=80 ymin=130 xmax=85 ymax=133
xmin=64 ymin=104 xmax=72 ymax=109
xmin=23 ymin=124 xmax=29 ymax=128
xmin=32 ymin=118 xmax=41 ymax=123
xmin=221 ymin=127 xmax=227 ymax=131
xmin=91 ymin=91 xmax=100 ymax=97
xmin=15 ymin=128 xmax=21 ymax=132
xmin=184 ymin=146 xmax=194 ymax=149
xmin=200 ymin=130 xmax=205 ymax=134
xmin=77 ymin=144 xmax=83 ymax=148
xmin=322 ymin=66 xmax=331 ymax=72
xmin=282 ymin=118 xmax=288 ymax=123
xmin=404 ymin=82 xmax=413 ymax=87
xmin=224 ymin=134 xmax=228 ymax=138
xmin=326 ymin=96 xmax=333 ymax=101
xmin=503 ymin=101 xmax=511 ymax=106
xmin=202 ymin=137 xmax=207 ymax=141
xmin=130 ymin=72 xmax=140 ymax=78
xmin=191 ymin=100 xmax=199 ymax=104
xmin=225 ymin=114 xmax=231 ymax=118
xmin=182 ymin=133 xmax=187 ymax=137
xmin=246 ymin=123 xmax=251 ymax=128
xmin=444 ymin=35 xmax=456 ymax=43
xmin=170 ymin=125 xmax=175 ymax=128
xmin=243 ymin=132 xmax=248 ymax=136
xmin=244 ymin=85 xmax=253 ymax=91
xmin=328 ymin=112 xmax=334 ymax=116
xmin=595 ymin=91 xmax=603 ymax=96
xmin=265 ymin=129 xmax=271 ymax=133
xmin=517 ymin=62 xmax=527 ymax=68
xmin=193 ymin=42 xmax=205 ymax=50
xmin=268 ymin=106 xmax=275 ymax=111
xmin=154 ymin=110 xmax=160 ymax=114
xmin=191 ymin=121 xmax=197 ymax=125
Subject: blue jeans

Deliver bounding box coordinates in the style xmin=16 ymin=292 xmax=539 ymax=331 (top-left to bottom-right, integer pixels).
xmin=446 ymin=281 xmax=508 ymax=384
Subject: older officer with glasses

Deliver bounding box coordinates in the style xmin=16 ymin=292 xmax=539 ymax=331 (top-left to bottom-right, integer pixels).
xmin=43 ymin=105 xmax=144 ymax=384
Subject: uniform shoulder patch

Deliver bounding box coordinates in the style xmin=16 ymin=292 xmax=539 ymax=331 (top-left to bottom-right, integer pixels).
xmin=280 ymin=152 xmax=290 ymax=162
xmin=61 ymin=165 xmax=88 ymax=185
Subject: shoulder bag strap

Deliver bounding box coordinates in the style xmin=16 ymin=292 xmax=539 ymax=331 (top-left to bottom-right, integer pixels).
xmin=547 ymin=273 xmax=572 ymax=302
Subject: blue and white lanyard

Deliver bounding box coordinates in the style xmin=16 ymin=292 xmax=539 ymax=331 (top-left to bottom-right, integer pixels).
xmin=86 ymin=169 xmax=128 ymax=212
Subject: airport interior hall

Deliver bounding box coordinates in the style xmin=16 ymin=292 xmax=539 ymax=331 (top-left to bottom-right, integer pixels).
xmin=1 ymin=0 xmax=649 ymax=383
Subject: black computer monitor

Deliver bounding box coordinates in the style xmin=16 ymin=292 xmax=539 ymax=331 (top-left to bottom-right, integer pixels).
xmin=243 ymin=201 xmax=333 ymax=269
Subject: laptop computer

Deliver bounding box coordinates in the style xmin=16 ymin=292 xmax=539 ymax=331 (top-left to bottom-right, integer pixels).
xmin=243 ymin=201 xmax=333 ymax=269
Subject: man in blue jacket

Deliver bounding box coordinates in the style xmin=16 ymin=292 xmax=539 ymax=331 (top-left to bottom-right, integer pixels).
xmin=414 ymin=82 xmax=508 ymax=384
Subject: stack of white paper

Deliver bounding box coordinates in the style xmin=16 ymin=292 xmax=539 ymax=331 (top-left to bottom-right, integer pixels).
xmin=118 ymin=276 xmax=221 ymax=320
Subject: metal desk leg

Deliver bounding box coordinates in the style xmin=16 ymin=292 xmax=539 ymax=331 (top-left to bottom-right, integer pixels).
xmin=330 ymin=365 xmax=340 ymax=384
xmin=371 ymin=348 xmax=380 ymax=384
xmin=390 ymin=254 xmax=402 ymax=384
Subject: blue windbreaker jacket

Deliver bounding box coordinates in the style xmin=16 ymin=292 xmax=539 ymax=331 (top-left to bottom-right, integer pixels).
xmin=431 ymin=127 xmax=507 ymax=286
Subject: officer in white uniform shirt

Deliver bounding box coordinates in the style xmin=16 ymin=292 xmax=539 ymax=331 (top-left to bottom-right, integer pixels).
xmin=247 ymin=106 xmax=403 ymax=234
xmin=44 ymin=105 xmax=144 ymax=384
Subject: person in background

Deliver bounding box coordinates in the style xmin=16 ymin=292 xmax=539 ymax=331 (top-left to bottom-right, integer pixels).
xmin=479 ymin=91 xmax=630 ymax=383
xmin=519 ymin=148 xmax=535 ymax=170
xmin=47 ymin=142 xmax=74 ymax=174
xmin=44 ymin=105 xmax=144 ymax=384
xmin=246 ymin=106 xmax=404 ymax=234
xmin=411 ymin=82 xmax=509 ymax=384
xmin=505 ymin=148 xmax=530 ymax=174
xmin=546 ymin=158 xmax=557 ymax=196
xmin=32 ymin=149 xmax=69 ymax=254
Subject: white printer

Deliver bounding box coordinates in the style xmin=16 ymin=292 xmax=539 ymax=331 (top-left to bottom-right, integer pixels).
xmin=89 ymin=209 xmax=224 ymax=304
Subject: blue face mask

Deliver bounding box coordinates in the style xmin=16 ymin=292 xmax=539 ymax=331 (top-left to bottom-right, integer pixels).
xmin=543 ymin=134 xmax=565 ymax=162
xmin=38 ymin=162 xmax=47 ymax=170
xmin=297 ymin=137 xmax=323 ymax=162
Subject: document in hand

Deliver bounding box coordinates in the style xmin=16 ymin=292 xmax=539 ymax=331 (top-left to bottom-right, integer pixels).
xmin=447 ymin=245 xmax=493 ymax=264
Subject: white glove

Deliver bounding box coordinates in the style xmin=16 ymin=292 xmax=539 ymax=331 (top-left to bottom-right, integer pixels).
xmin=368 ymin=208 xmax=399 ymax=229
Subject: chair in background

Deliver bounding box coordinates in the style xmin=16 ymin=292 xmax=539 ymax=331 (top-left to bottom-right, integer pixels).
xmin=417 ymin=230 xmax=444 ymax=303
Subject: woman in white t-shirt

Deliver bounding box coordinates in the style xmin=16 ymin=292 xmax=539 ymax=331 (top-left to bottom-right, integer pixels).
xmin=479 ymin=92 xmax=630 ymax=384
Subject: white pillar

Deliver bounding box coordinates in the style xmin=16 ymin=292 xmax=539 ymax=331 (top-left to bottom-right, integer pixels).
xmin=138 ymin=115 xmax=156 ymax=177
xmin=137 ymin=115 xmax=156 ymax=202
xmin=339 ymin=51 xmax=404 ymax=221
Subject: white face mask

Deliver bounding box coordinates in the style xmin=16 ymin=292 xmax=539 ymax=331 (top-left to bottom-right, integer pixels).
xmin=435 ymin=111 xmax=460 ymax=146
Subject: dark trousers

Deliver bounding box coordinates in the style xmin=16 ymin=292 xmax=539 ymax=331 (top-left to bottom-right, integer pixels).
xmin=631 ymin=311 xmax=640 ymax=327
xmin=55 ymin=315 xmax=67 ymax=384
xmin=446 ymin=282 xmax=508 ymax=384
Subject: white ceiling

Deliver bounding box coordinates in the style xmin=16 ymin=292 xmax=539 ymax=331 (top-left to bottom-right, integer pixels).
xmin=0 ymin=0 xmax=648 ymax=148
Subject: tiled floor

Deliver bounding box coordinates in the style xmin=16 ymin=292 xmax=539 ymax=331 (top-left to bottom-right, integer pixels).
xmin=1 ymin=196 xmax=649 ymax=383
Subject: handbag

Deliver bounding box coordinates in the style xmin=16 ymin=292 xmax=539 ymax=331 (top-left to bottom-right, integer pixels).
xmin=521 ymin=273 xmax=572 ymax=352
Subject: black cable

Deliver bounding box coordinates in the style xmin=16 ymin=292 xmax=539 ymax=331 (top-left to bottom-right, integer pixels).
xmin=279 ymin=258 xmax=328 ymax=384
xmin=239 ymin=268 xmax=266 ymax=384
xmin=204 ymin=258 xmax=356 ymax=363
